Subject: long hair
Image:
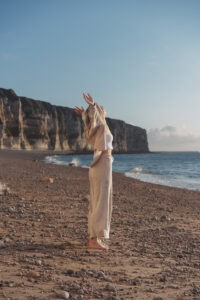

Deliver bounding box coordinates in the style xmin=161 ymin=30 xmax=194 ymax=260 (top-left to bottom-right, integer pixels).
xmin=83 ymin=104 xmax=110 ymax=144
xmin=86 ymin=104 xmax=104 ymax=130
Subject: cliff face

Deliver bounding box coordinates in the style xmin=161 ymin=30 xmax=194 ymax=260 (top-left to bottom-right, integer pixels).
xmin=0 ymin=88 xmax=149 ymax=153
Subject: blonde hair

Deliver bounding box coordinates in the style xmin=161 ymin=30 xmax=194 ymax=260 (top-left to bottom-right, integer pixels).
xmin=83 ymin=104 xmax=110 ymax=144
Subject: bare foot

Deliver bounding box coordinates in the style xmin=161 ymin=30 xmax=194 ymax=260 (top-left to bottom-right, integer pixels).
xmin=88 ymin=237 xmax=109 ymax=250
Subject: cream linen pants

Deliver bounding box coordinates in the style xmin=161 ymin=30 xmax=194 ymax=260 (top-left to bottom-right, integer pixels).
xmin=88 ymin=152 xmax=114 ymax=239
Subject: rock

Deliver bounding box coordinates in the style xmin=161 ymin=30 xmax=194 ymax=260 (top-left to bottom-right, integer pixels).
xmin=159 ymin=275 xmax=166 ymax=282
xmin=8 ymin=282 xmax=14 ymax=287
xmin=104 ymin=284 xmax=116 ymax=292
xmin=26 ymin=271 xmax=40 ymax=279
xmin=130 ymin=278 xmax=141 ymax=285
xmin=160 ymin=215 xmax=171 ymax=222
xmin=41 ymin=177 xmax=54 ymax=183
xmin=177 ymin=253 xmax=184 ymax=258
xmin=35 ymin=259 xmax=42 ymax=266
xmin=0 ymin=240 xmax=6 ymax=248
xmin=55 ymin=290 xmax=70 ymax=299
xmin=82 ymin=195 xmax=90 ymax=201
xmin=71 ymin=283 xmax=81 ymax=290
xmin=146 ymin=287 xmax=154 ymax=292
xmin=154 ymin=251 xmax=164 ymax=258
xmin=64 ymin=269 xmax=75 ymax=276
xmin=0 ymin=182 xmax=10 ymax=195
xmin=0 ymin=87 xmax=149 ymax=153
xmin=167 ymin=284 xmax=179 ymax=289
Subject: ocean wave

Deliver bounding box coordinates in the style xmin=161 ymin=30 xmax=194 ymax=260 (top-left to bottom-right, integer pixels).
xmin=129 ymin=167 xmax=150 ymax=174
xmin=44 ymin=156 xmax=80 ymax=167
xmin=124 ymin=171 xmax=171 ymax=186
xmin=44 ymin=156 xmax=65 ymax=165
xmin=69 ymin=158 xmax=80 ymax=167
xmin=124 ymin=171 xmax=200 ymax=191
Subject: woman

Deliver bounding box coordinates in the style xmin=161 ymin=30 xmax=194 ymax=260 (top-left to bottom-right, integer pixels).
xmin=74 ymin=93 xmax=114 ymax=250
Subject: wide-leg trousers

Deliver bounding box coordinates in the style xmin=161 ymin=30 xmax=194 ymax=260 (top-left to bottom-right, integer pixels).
xmin=88 ymin=152 xmax=114 ymax=239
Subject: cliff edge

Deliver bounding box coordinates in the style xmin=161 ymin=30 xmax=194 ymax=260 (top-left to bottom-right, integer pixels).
xmin=0 ymin=88 xmax=149 ymax=153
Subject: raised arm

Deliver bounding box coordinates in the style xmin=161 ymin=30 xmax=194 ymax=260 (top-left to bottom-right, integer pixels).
xmin=74 ymin=106 xmax=84 ymax=116
xmin=83 ymin=93 xmax=106 ymax=119
xmin=83 ymin=93 xmax=95 ymax=106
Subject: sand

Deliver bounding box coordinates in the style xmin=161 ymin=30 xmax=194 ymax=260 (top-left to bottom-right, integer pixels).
xmin=0 ymin=149 xmax=200 ymax=300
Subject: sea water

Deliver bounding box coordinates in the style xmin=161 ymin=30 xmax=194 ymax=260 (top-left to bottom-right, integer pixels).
xmin=45 ymin=152 xmax=200 ymax=191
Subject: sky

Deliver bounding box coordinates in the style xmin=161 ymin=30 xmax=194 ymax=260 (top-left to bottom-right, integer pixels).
xmin=0 ymin=0 xmax=200 ymax=151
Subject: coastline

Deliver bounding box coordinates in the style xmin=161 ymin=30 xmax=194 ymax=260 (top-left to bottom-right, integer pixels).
xmin=0 ymin=149 xmax=200 ymax=299
xmin=44 ymin=151 xmax=200 ymax=192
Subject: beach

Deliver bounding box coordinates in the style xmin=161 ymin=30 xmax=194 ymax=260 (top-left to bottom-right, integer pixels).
xmin=0 ymin=150 xmax=200 ymax=300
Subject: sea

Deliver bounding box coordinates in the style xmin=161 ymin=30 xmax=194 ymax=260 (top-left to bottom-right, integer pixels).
xmin=44 ymin=152 xmax=200 ymax=191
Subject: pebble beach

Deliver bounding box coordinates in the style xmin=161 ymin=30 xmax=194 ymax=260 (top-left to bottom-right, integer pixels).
xmin=0 ymin=149 xmax=200 ymax=300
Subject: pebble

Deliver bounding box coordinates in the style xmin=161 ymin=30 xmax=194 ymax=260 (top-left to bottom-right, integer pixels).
xmin=106 ymin=296 xmax=116 ymax=300
xmin=41 ymin=177 xmax=54 ymax=183
xmin=64 ymin=269 xmax=75 ymax=276
xmin=146 ymin=287 xmax=154 ymax=292
xmin=105 ymin=284 xmax=116 ymax=292
xmin=0 ymin=240 xmax=6 ymax=248
xmin=154 ymin=252 xmax=164 ymax=258
xmin=0 ymin=182 xmax=10 ymax=195
xmin=82 ymin=195 xmax=90 ymax=201
xmin=177 ymin=253 xmax=184 ymax=258
xmin=26 ymin=271 xmax=40 ymax=279
xmin=72 ymin=283 xmax=81 ymax=290
xmin=160 ymin=215 xmax=171 ymax=222
xmin=35 ymin=259 xmax=42 ymax=266
xmin=159 ymin=275 xmax=166 ymax=282
xmin=167 ymin=284 xmax=179 ymax=289
xmin=55 ymin=290 xmax=70 ymax=299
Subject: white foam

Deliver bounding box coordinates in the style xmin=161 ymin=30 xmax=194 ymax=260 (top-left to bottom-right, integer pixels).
xmin=82 ymin=165 xmax=89 ymax=168
xmin=132 ymin=167 xmax=143 ymax=174
xmin=124 ymin=171 xmax=200 ymax=190
xmin=45 ymin=156 xmax=82 ymax=167
xmin=70 ymin=158 xmax=80 ymax=167
xmin=129 ymin=167 xmax=150 ymax=175
xmin=125 ymin=171 xmax=171 ymax=186
xmin=44 ymin=156 xmax=68 ymax=165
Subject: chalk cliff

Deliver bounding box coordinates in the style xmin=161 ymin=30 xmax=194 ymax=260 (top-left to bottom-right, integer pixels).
xmin=0 ymin=88 xmax=149 ymax=153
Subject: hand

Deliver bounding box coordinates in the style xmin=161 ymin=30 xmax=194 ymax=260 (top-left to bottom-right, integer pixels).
xmin=100 ymin=106 xmax=105 ymax=113
xmin=74 ymin=106 xmax=85 ymax=116
xmin=83 ymin=93 xmax=95 ymax=106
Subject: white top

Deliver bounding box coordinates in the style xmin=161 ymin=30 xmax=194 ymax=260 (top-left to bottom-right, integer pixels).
xmin=105 ymin=132 xmax=113 ymax=150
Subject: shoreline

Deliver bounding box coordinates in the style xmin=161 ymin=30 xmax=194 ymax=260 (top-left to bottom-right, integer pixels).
xmin=1 ymin=149 xmax=200 ymax=193
xmin=0 ymin=149 xmax=200 ymax=299
xmin=44 ymin=150 xmax=200 ymax=193
xmin=0 ymin=148 xmax=152 ymax=156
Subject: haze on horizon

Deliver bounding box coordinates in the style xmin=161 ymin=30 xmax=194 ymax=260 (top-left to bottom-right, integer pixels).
xmin=0 ymin=0 xmax=200 ymax=152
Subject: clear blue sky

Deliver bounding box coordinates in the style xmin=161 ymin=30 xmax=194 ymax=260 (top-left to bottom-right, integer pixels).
xmin=1 ymin=0 xmax=200 ymax=150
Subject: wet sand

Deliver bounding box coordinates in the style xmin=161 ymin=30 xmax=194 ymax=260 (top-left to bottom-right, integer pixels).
xmin=0 ymin=149 xmax=200 ymax=300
